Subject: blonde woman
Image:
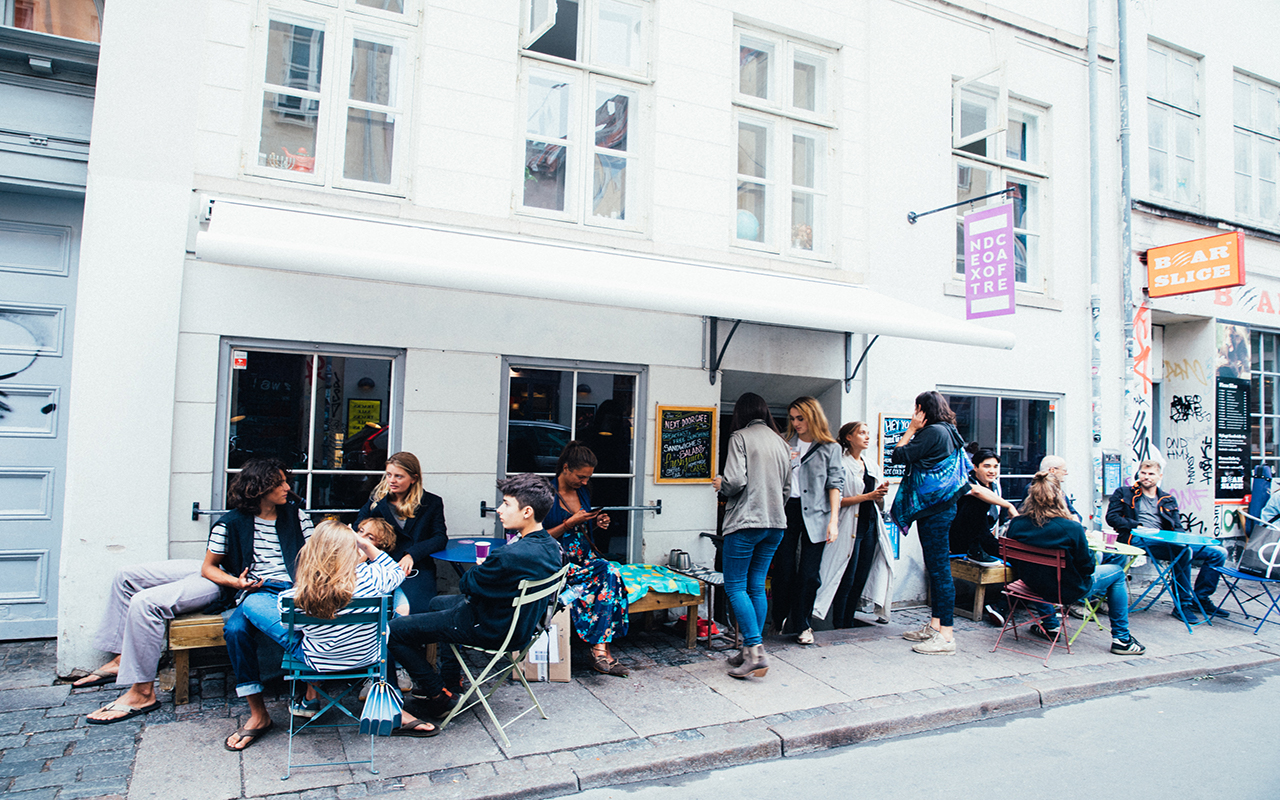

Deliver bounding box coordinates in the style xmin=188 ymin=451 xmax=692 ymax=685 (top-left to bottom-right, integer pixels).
xmin=355 ymin=452 xmax=447 ymax=613
xmin=773 ymin=397 xmax=844 ymax=644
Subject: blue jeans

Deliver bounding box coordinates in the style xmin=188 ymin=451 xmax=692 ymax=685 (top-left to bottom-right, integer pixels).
xmin=916 ymin=505 xmax=957 ymax=627
xmin=223 ymin=583 xmax=300 ymax=697
xmin=1032 ymin=563 xmax=1133 ymax=641
xmin=723 ymin=528 xmax=784 ymax=647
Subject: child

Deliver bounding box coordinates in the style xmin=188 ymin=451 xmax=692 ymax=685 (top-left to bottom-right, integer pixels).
xmin=283 ymin=520 xmax=405 ymax=716
xmin=357 ymin=517 xmax=412 ymax=617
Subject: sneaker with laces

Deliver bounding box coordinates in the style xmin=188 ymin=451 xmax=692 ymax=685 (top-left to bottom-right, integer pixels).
xmin=911 ymin=631 xmax=956 ymax=655
xmin=902 ymin=622 xmax=936 ymax=642
xmin=289 ymin=697 xmax=325 ymax=718
xmin=1197 ymin=598 xmax=1230 ymax=618
xmin=984 ymin=604 xmax=1006 ymax=627
xmin=966 ymin=547 xmax=1002 ymax=567
xmin=1110 ymin=636 xmax=1146 ymax=655
xmin=1030 ymin=622 xmax=1061 ymax=642
xmin=796 ymin=628 xmax=815 ymax=645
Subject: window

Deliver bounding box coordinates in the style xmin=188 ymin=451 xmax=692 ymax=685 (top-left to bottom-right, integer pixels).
xmin=1234 ymin=72 xmax=1280 ymax=227
xmin=952 ymin=69 xmax=1046 ymax=291
xmin=1147 ymin=42 xmax=1200 ymax=207
xmin=250 ymin=1 xmax=415 ymax=193
xmin=733 ymin=28 xmax=833 ymax=256
xmin=1252 ymin=330 xmax=1280 ymax=476
xmin=214 ymin=341 xmax=405 ymax=515
xmin=518 ymin=0 xmax=647 ymax=227
xmin=2 ymin=0 xmax=100 ymax=43
xmin=944 ymin=391 xmax=1057 ymax=505
xmin=501 ymin=358 xmax=645 ymax=562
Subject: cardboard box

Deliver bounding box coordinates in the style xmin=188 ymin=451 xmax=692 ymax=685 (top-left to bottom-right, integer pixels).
xmin=520 ymin=607 xmax=571 ymax=682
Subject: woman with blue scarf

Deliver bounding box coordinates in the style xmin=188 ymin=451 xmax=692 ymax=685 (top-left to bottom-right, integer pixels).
xmin=891 ymin=392 xmax=1002 ymax=655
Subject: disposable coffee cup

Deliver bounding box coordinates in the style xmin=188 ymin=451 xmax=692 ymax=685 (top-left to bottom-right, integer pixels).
xmin=1103 ymin=531 xmax=1118 ymax=549
xmin=475 ymin=541 xmax=491 ymax=563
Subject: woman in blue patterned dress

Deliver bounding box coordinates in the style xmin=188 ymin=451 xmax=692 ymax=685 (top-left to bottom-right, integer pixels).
xmin=544 ymin=441 xmax=630 ymax=677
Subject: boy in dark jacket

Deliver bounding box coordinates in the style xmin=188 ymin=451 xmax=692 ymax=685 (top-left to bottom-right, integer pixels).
xmin=388 ymin=474 xmax=562 ymax=730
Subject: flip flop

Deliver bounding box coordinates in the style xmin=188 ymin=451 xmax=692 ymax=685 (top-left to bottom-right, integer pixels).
xmin=72 ymin=669 xmax=118 ymax=688
xmin=223 ymin=719 xmax=274 ymax=751
xmin=390 ymin=719 xmax=439 ymax=738
xmin=86 ymin=699 xmax=161 ymax=725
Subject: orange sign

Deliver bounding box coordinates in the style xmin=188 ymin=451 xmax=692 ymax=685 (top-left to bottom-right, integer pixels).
xmin=1147 ymin=232 xmax=1245 ymax=298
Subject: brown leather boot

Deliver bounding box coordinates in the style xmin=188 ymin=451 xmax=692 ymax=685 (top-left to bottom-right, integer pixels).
xmin=727 ymin=644 xmax=768 ymax=679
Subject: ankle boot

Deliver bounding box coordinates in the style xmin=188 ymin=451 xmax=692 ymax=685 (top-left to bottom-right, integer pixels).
xmin=727 ymin=648 xmax=746 ymax=668
xmin=728 ymin=644 xmax=768 ymax=679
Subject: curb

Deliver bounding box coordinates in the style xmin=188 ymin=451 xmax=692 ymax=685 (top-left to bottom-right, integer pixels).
xmin=573 ymin=720 xmax=780 ymax=791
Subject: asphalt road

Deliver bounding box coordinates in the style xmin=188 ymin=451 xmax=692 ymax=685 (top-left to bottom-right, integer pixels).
xmin=558 ymin=662 xmax=1280 ymax=800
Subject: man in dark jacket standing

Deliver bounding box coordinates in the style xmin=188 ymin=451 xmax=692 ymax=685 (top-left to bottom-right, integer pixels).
xmin=1105 ymin=460 xmax=1228 ymax=622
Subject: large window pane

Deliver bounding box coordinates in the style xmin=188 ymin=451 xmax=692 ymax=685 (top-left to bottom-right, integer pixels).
xmin=229 ymin=352 xmax=311 ymax=470
xmin=259 ymin=94 xmax=319 ymax=173
xmin=594 ymin=92 xmax=628 ymax=151
xmin=355 ymin=0 xmax=405 ymax=12
xmin=739 ymin=38 xmax=771 ymax=100
xmin=344 ymin=110 xmax=394 ymax=183
xmin=592 ymin=153 xmax=626 ymax=219
xmin=267 ymin=21 xmax=324 ymax=90
xmin=738 ymin=122 xmax=768 ymax=179
xmin=737 ymin=183 xmax=766 ymax=242
xmin=527 ymin=74 xmax=573 ymax=138
xmin=595 ymin=0 xmax=642 ymax=72
xmin=526 ymin=0 xmax=579 ymax=61
xmin=11 ymin=0 xmax=101 ymax=43
xmin=349 ymin=39 xmax=395 ymax=105
xmin=793 ymin=53 xmax=822 ymax=112
xmin=792 ymin=192 xmax=815 ymax=251
xmin=524 ymin=142 xmax=568 ymax=210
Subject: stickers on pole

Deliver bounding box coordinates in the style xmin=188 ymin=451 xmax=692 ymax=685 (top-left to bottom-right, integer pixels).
xmin=963 ymin=202 xmax=1016 ymax=319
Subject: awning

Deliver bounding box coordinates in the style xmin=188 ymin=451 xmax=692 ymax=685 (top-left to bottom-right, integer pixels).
xmin=194 ymin=198 xmax=1016 ymax=351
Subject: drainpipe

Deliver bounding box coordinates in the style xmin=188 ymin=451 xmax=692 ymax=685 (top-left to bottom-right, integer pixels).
xmin=1088 ymin=0 xmax=1103 ymax=524
xmin=1118 ymin=0 xmax=1147 ymax=481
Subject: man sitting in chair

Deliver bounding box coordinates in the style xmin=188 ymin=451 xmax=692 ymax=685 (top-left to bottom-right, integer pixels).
xmin=1105 ymin=459 xmax=1229 ymax=622
xmin=387 ymin=474 xmax=562 ymax=736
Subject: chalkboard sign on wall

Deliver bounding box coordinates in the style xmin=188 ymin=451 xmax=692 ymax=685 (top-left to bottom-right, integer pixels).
xmin=655 ymin=405 xmax=717 ymax=483
xmin=881 ymin=414 xmax=912 ymax=480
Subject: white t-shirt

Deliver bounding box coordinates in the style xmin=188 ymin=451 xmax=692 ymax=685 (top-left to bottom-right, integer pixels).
xmin=789 ymin=439 xmax=812 ymax=499
xmin=207 ymin=507 xmax=315 ymax=583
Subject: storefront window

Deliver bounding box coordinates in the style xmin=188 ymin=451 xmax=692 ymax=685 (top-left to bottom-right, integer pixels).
xmin=219 ymin=344 xmax=402 ymax=515
xmin=944 ymin=392 xmax=1056 ymax=503
xmin=4 ymin=0 xmax=101 ymax=43
xmin=1251 ymin=330 xmax=1280 ymax=474
xmin=503 ymin=361 xmax=641 ymax=561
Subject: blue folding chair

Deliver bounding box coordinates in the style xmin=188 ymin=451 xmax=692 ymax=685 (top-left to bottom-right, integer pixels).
xmin=1212 ymin=565 xmax=1280 ymax=634
xmin=279 ymin=595 xmax=391 ymax=780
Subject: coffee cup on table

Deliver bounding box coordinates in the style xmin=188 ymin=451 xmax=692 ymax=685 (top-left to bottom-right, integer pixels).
xmin=1103 ymin=531 xmax=1118 ymax=549
xmin=475 ymin=541 xmax=491 ymax=563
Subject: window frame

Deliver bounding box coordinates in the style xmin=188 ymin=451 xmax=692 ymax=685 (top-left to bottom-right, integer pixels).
xmin=940 ymin=387 xmax=1060 ymax=505
xmin=497 ymin=355 xmax=648 ymax=565
xmin=1233 ymin=71 xmax=1280 ymax=229
xmin=1146 ymin=41 xmax=1201 ymax=209
xmin=516 ymin=0 xmax=650 ymax=230
xmin=211 ymin=337 xmax=406 ymax=513
xmin=731 ymin=26 xmax=836 ymax=260
xmin=245 ymin=0 xmax=417 ymax=196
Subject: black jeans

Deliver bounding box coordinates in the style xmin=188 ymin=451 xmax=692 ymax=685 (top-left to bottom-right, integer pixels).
xmin=770 ymin=498 xmax=805 ymax=634
xmin=388 ymin=594 xmax=478 ymax=697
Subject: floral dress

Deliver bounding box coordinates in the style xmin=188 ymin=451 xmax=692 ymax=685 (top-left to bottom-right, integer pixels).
xmin=545 ymin=487 xmax=630 ymax=645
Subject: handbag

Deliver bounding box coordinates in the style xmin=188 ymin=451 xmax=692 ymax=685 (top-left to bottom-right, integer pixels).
xmin=1239 ymin=516 xmax=1280 ymax=579
xmin=358 ymin=677 xmax=403 ymax=736
xmin=889 ymin=424 xmax=973 ymax=535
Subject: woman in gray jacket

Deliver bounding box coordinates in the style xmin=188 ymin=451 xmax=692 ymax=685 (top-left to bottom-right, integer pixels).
xmin=714 ymin=393 xmax=791 ymax=679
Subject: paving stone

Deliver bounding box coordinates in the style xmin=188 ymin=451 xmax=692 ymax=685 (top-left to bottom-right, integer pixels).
xmin=0 ymin=758 xmax=46 ymax=778
xmin=80 ymin=760 xmax=133 ymax=780
xmin=547 ymin=750 xmax=578 ymax=765
xmin=492 ymin=758 xmax=525 ymax=775
xmin=8 ymin=765 xmax=81 ymax=791
xmin=0 ymin=688 xmax=71 ymax=714
xmin=429 ymin=767 xmax=466 ymax=784
xmin=1 ymin=787 xmax=59 ymax=800
xmin=20 ymin=716 xmax=80 ymax=734
xmin=56 ymin=779 xmax=131 ymax=800
xmin=0 ymin=710 xmax=46 ymax=732
xmin=72 ymin=729 xmax=139 ymax=754
xmin=0 ymin=742 xmax=68 ymax=762
xmin=336 ymin=783 xmax=370 ymax=799
xmin=300 ymin=788 xmax=339 ymax=800
xmin=24 ymin=728 xmax=89 ymax=747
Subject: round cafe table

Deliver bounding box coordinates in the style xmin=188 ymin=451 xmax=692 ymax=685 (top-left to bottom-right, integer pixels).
xmin=430 ymin=537 xmax=507 ymax=577
xmin=1071 ymin=532 xmax=1146 ymax=643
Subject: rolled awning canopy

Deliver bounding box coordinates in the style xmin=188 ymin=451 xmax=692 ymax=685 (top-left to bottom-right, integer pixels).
xmin=194 ymin=198 xmax=1016 ymax=351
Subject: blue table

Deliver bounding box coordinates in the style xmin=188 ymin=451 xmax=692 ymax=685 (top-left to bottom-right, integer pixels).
xmin=431 ymin=537 xmax=507 ymax=576
xmin=1128 ymin=526 xmax=1220 ymax=633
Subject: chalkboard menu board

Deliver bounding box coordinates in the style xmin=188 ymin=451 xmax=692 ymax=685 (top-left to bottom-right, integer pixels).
xmin=881 ymin=414 xmax=912 ymax=480
xmin=1215 ymin=377 xmax=1251 ymax=499
xmin=655 ymin=405 xmax=717 ymax=483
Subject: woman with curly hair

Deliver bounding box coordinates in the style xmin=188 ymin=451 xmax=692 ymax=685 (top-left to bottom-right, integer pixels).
xmin=355 ymin=452 xmax=448 ymax=614
xmin=544 ymin=441 xmax=631 ymax=677
xmin=202 ymin=458 xmax=314 ymax=751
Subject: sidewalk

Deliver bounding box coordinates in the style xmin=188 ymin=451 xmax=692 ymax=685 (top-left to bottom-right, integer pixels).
xmin=3 ymin=594 xmax=1278 ymax=800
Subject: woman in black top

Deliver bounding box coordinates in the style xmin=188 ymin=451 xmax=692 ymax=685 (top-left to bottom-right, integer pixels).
xmin=355 ymin=452 xmax=447 ymax=614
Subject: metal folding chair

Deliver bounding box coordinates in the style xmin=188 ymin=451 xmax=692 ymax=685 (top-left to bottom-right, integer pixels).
xmin=991 ymin=539 xmax=1073 ymax=666
xmin=279 ymin=595 xmax=391 ymax=780
xmin=439 ymin=565 xmax=570 ymax=748
xmin=1212 ymin=564 xmax=1280 ymax=634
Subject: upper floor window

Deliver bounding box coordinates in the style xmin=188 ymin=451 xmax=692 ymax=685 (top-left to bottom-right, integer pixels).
xmin=1147 ymin=42 xmax=1200 ymax=207
xmin=2 ymin=0 xmax=100 ymax=43
xmin=733 ymin=28 xmax=834 ymax=258
xmin=248 ymin=0 xmax=417 ymax=194
xmin=1234 ymin=72 xmax=1280 ymax=228
xmin=518 ymin=0 xmax=648 ymax=228
xmin=952 ymin=69 xmax=1046 ymax=292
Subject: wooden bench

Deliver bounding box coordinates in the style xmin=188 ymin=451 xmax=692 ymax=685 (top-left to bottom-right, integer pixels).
xmin=168 ymin=613 xmax=226 ymax=706
xmin=627 ymin=584 xmax=704 ymax=649
xmin=950 ymin=560 xmax=1014 ymax=622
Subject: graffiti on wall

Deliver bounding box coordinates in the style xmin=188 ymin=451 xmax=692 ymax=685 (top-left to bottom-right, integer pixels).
xmin=0 ymin=314 xmax=58 ymax=423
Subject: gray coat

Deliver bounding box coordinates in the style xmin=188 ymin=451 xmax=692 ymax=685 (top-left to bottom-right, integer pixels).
xmin=788 ymin=436 xmax=845 ymax=544
xmin=718 ymin=420 xmax=792 ymax=534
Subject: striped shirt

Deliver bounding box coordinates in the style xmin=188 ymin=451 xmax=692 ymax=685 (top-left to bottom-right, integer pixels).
xmin=207 ymin=508 xmax=315 ymax=584
xmin=281 ymin=552 xmax=404 ymax=672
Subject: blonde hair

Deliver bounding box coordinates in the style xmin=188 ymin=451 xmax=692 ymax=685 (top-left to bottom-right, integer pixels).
xmin=357 ymin=517 xmax=397 ymax=552
xmin=785 ymin=397 xmax=836 ymax=444
xmin=1018 ymin=472 xmax=1073 ymax=528
xmin=293 ymin=520 xmax=359 ymax=620
xmin=371 ymin=452 xmax=424 ymax=519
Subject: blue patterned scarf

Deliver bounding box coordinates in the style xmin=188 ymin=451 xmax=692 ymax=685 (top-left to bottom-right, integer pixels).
xmin=890 ymin=424 xmax=973 ymax=535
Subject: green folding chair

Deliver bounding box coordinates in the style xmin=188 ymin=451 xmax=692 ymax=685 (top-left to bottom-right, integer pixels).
xmin=439 ymin=565 xmax=570 ymax=747
xmin=279 ymin=594 xmax=391 ymax=780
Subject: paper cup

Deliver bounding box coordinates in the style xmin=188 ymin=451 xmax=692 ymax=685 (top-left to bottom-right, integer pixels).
xmin=475 ymin=541 xmax=491 ymax=563
xmin=1103 ymin=531 xmax=1118 ymax=549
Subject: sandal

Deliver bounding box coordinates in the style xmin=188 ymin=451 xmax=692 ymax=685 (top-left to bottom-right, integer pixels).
xmin=390 ymin=719 xmax=439 ymax=738
xmin=72 ymin=669 xmax=118 ymax=689
xmin=86 ymin=699 xmax=160 ymax=725
xmin=223 ymin=719 xmax=274 ymax=752
xmin=589 ymin=653 xmax=629 ymax=677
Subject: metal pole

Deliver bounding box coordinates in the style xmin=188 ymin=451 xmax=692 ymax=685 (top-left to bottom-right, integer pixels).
xmin=1089 ymin=0 xmax=1103 ymax=524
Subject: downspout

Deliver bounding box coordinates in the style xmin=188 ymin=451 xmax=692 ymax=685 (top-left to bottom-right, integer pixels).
xmin=1088 ymin=0 xmax=1103 ymax=523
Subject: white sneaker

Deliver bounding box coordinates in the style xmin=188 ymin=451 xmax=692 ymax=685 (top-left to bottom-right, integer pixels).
xmin=796 ymin=628 xmax=815 ymax=645
xmin=911 ymin=631 xmax=957 ymax=655
xmin=358 ymin=678 xmax=374 ymax=701
xmin=902 ymin=622 xmax=936 ymax=642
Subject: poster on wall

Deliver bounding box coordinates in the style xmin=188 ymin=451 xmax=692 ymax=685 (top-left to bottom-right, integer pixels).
xmin=654 ymin=405 xmax=716 ymax=483
xmin=1215 ymin=378 xmax=1251 ymax=500
xmin=881 ymin=414 xmax=911 ymax=480
xmin=347 ymin=399 xmax=382 ymax=438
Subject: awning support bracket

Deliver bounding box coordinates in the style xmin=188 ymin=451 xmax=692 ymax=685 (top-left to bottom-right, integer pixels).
xmin=708 ymin=317 xmax=742 ymax=385
xmin=844 ymin=333 xmax=880 ymax=393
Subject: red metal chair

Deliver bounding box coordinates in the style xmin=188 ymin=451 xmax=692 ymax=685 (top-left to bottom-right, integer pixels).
xmin=991 ymin=538 xmax=1073 ymax=666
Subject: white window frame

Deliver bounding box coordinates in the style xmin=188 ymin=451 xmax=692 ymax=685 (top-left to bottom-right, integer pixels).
xmin=1146 ymin=41 xmax=1201 ymax=209
xmin=516 ymin=0 xmax=650 ymax=229
xmin=245 ymin=0 xmax=417 ymax=196
xmin=1234 ymin=71 xmax=1280 ymax=229
xmin=732 ymin=26 xmax=836 ymax=260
